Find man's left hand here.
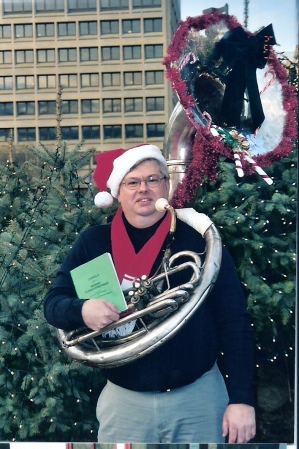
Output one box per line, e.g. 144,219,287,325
222,403,256,443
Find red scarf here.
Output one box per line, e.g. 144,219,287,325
111,207,171,283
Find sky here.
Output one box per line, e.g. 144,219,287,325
180,0,298,57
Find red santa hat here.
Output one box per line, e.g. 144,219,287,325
93,144,168,207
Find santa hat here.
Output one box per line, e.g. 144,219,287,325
93,144,168,207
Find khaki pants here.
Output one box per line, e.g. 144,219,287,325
96,363,229,443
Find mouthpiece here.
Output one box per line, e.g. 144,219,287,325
155,198,176,235
155,198,169,212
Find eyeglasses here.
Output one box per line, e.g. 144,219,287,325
121,174,167,190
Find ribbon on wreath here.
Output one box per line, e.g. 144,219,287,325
208,24,276,132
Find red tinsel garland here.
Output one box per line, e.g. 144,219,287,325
163,12,298,208
254,51,298,168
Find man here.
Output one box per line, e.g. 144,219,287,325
44,144,256,443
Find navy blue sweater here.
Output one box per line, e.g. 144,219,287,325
44,216,255,406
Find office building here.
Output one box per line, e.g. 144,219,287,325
0,0,180,164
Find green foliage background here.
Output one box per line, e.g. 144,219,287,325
0,143,110,441
193,152,296,442
0,138,296,442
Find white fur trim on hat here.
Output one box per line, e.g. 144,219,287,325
94,191,114,208
107,144,167,198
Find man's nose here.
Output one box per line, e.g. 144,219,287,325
137,180,148,191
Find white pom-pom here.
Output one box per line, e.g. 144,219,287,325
94,191,113,208
155,198,169,212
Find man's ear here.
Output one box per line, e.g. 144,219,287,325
115,191,121,203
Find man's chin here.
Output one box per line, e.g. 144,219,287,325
136,205,162,218
135,201,154,212
135,207,155,216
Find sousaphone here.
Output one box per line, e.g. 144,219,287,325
57,201,222,368
56,11,297,368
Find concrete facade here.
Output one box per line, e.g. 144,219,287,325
0,0,180,165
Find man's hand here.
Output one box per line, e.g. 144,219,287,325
82,298,120,331
222,403,256,443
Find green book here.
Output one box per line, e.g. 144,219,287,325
70,253,127,311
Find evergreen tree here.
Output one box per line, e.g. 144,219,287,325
0,142,115,441
0,55,296,441
193,146,296,442
0,139,295,442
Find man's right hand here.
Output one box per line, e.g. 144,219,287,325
81,298,120,331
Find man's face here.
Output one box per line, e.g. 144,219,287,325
117,160,170,228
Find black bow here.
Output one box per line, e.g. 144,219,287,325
208,24,276,132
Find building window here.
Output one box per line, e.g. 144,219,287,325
145,70,164,85
17,101,35,115
58,22,76,37
38,100,56,115
15,49,34,64
61,100,78,114
145,44,163,59
0,76,13,90
36,23,55,38
124,71,142,86
80,47,98,62
146,96,164,111
102,72,120,87
82,125,100,139
122,19,140,34
39,127,56,140
147,123,165,138
0,102,13,116
103,125,122,139
38,74,56,89
68,0,96,12
14,23,33,38
100,0,128,11
103,98,121,113
0,51,12,64
18,128,36,141
81,73,99,88
36,0,64,13
144,18,162,33
59,74,77,88
61,126,79,140
79,21,97,36
81,99,99,114
123,45,141,60
100,20,119,35
58,48,77,62
101,46,120,61
58,22,76,36
0,129,13,142
37,49,55,63
125,98,143,113
133,0,161,7
125,124,143,138
3,0,32,14
0,25,11,38
16,75,34,89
